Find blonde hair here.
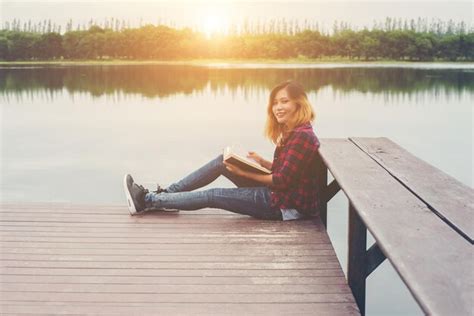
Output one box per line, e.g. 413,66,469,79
264,80,315,145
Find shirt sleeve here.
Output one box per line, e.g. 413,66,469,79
271,131,319,190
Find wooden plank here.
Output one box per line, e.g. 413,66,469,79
0,214,279,223
0,221,320,229
0,236,329,244
0,302,360,315
0,254,337,262
0,283,352,294
0,216,324,226
1,268,345,277
0,275,349,285
350,137,474,242
0,228,320,236
0,209,237,216
318,138,473,316
1,292,357,303
1,204,231,214
0,202,124,209
0,261,342,270
0,230,319,237
0,247,333,256
2,240,331,251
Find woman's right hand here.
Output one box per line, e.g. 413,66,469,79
247,151,263,165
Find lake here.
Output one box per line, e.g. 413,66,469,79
1,63,473,315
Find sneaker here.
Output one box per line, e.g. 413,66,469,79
123,174,149,215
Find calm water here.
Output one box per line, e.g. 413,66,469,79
1,64,473,315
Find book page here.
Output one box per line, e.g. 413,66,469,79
223,144,271,174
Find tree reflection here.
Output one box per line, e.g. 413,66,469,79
0,65,472,101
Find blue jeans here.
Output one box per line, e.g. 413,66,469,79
144,155,282,221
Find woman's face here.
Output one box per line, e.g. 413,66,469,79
272,88,298,126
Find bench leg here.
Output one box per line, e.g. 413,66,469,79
315,153,328,227
348,202,367,315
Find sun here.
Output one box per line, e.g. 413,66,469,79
200,8,230,38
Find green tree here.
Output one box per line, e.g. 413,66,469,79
34,32,63,59
359,33,380,60
295,30,325,58
62,31,83,59
7,32,38,60
438,35,460,61
0,37,9,60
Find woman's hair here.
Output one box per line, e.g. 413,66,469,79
264,80,315,145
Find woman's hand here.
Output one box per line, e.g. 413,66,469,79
247,151,263,165
223,161,246,177
224,160,274,186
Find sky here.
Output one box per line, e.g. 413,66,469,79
1,1,472,33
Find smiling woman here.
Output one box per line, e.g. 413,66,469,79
123,80,320,221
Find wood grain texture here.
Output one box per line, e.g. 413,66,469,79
319,138,473,316
350,137,474,242
0,203,359,315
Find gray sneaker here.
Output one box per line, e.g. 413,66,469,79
123,174,149,215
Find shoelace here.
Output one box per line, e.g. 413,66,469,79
136,184,149,194
152,184,167,194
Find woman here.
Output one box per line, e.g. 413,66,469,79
124,80,320,221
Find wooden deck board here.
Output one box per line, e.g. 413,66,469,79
0,303,360,316
0,204,359,315
350,137,474,242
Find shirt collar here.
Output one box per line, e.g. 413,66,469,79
279,122,313,146
293,122,313,132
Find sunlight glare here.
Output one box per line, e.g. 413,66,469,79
201,7,230,38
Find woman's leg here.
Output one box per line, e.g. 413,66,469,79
144,187,282,221
165,154,261,193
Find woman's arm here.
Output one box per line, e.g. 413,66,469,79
247,151,273,170
259,158,273,170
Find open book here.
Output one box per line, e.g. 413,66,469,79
223,146,271,175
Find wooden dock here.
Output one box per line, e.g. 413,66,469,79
2,137,471,315
0,204,360,315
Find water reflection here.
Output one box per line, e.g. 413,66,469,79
1,64,472,316
1,65,473,102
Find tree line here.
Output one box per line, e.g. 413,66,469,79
0,18,472,61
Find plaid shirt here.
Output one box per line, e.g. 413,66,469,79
270,123,320,215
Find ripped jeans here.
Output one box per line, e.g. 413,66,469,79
144,155,282,221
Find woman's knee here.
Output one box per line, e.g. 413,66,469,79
213,154,226,170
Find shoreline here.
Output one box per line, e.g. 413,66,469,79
1,58,474,68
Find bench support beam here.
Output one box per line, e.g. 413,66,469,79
325,180,340,203
366,243,386,277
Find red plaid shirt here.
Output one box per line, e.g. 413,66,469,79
270,123,320,215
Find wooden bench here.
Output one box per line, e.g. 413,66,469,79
315,137,473,315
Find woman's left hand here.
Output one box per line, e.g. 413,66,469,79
223,161,246,177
